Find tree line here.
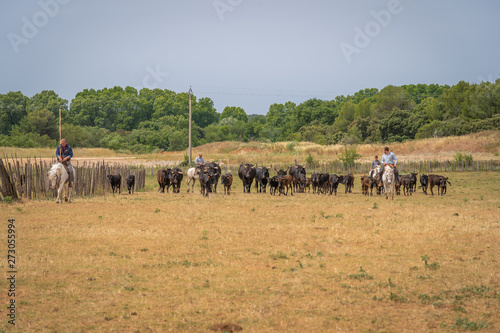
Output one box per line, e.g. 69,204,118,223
1,79,499,153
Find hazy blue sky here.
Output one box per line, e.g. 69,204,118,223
2,0,499,115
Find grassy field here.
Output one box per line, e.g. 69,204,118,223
2,131,500,165
1,171,499,332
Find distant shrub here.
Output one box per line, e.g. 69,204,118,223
338,148,361,164
179,153,194,167
454,151,473,164
286,142,297,151
305,153,314,166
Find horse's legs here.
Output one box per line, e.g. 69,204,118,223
56,184,63,203
67,184,73,202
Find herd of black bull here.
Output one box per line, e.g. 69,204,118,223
104,163,450,197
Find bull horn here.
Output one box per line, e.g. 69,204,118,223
251,166,255,169
178,171,183,174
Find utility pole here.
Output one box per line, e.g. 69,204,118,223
59,108,62,140
188,86,193,165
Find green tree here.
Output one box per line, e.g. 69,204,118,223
0,91,27,135
71,89,104,128
25,108,58,138
263,102,295,141
439,81,474,120
221,106,247,122
375,85,411,117
333,100,356,132
379,108,416,142
193,97,219,127
245,115,266,140
27,90,68,120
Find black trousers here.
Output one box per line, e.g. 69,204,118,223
62,161,74,183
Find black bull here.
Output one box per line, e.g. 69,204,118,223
254,166,270,193
289,165,307,192
238,163,256,193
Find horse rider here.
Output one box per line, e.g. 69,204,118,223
195,153,205,170
56,138,75,187
378,146,399,181
370,155,381,177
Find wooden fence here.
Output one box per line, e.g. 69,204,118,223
208,159,500,178
302,159,500,175
0,157,146,200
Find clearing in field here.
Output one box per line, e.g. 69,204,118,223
1,172,499,332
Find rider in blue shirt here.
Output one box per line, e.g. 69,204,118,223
56,138,74,186
378,146,399,181
195,153,205,168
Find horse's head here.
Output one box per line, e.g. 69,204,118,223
48,165,60,189
383,165,395,184
48,163,66,189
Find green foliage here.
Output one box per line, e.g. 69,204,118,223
25,108,58,138
2,196,13,203
270,251,288,260
338,148,362,164
453,318,489,331
0,130,56,148
454,151,473,163
348,267,373,280
1,79,499,150
421,255,440,270
389,292,407,303
286,142,297,151
0,91,27,135
221,106,248,122
306,153,314,166
179,153,194,167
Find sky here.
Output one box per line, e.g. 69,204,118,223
1,0,500,115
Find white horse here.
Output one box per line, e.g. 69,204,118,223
369,165,382,179
48,162,75,203
186,167,201,193
382,165,395,200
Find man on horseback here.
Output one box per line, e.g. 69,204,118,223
370,155,381,172
56,138,74,187
195,153,205,168
368,155,382,179
379,146,399,181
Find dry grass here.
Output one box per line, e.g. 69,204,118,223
2,131,499,165
0,147,131,159
1,172,499,332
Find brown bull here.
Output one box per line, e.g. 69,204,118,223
428,174,451,196
277,175,293,196
360,176,373,196
221,173,233,195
